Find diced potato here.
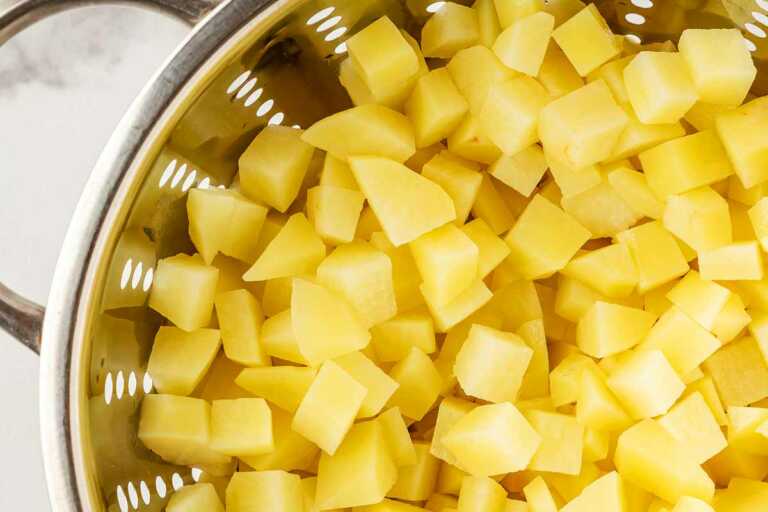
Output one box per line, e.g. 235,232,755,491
259,309,306,365
475,0,501,48
430,397,476,466
716,98,768,188
306,185,365,245
370,311,436,362
147,327,220,396
378,407,418,467
536,283,570,341
210,398,272,456
235,366,315,413
187,189,236,264
550,353,600,407
198,352,251,402
388,442,440,501
334,351,398,418
546,461,604,503
447,45,514,115
321,154,358,190
624,51,698,124
350,156,456,246
316,420,398,510
505,195,591,279
370,232,424,312
167,483,224,512
387,347,442,420
538,44,583,98
426,493,459,512
471,175,516,234
214,289,270,367
460,220,510,279
423,279,494,332
614,419,715,504
698,242,764,281
704,336,768,406
150,254,219,332
443,402,541,476
616,221,689,293
226,471,303,512
727,406,768,455
523,476,559,512
714,293,751,343
576,302,655,358
494,0,544,28
685,101,736,132
749,197,768,251
291,278,371,366
551,4,622,76
663,186,732,252
252,213,287,260
587,55,632,105
576,365,633,432
559,471,625,512
448,115,503,165
261,276,293,317
678,28,756,107
657,392,727,464
666,271,731,330
607,350,685,419
704,446,768,487
606,165,665,219
562,178,641,238
493,12,554,76
563,244,638,298
525,410,583,474
479,77,551,155
436,462,468,496
243,213,326,282
638,308,721,377
639,131,733,199
712,478,768,510
240,407,319,472
539,80,628,169
582,427,610,462
554,275,609,322
545,151,602,198
422,151,483,225
672,497,715,512
302,105,416,163
489,145,547,197
406,69,469,148
138,394,231,467
422,3,480,58
610,114,687,162
292,361,367,454
458,475,506,512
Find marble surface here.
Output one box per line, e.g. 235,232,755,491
0,4,187,508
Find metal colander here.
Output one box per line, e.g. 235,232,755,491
2,0,768,510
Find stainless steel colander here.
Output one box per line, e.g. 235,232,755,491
1,0,767,509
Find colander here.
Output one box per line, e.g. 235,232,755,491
1,0,767,509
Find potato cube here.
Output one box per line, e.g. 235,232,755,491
539,80,628,168
607,350,685,419
678,29,756,107
291,278,371,366
448,115,503,165
523,476,558,512
167,483,224,512
261,276,294,317
713,478,768,510
552,4,621,76
663,186,732,252
147,327,220,396
240,407,318,472
582,427,610,462
639,130,733,199
554,276,608,322
557,472,626,512
422,151,483,225
371,312,436,363
458,475,506,512
545,151,602,198
616,221,689,293
235,366,315,413
494,0,544,27
351,156,456,246
431,397,476,465
316,242,397,327
226,470,303,512
505,195,591,279
406,69,469,148
442,402,541,476
259,309,306,365
198,352,251,402
411,224,479,306
638,308,721,377
606,166,664,219
705,448,768,487
658,392,727,464
615,419,715,503
150,254,219,331
699,241,764,281
387,347,442,420
479,76,551,155
494,12,554,76
672,497,715,512
214,289,269,367
611,112,688,165
447,45,514,115
748,197,768,253
727,406,768,455
370,233,424,313
243,213,326,282
713,293,751,342
209,398,272,456
489,145,547,197
538,44,584,98
587,55,632,106
562,180,641,238
292,361,367,454
187,189,235,265
624,52,698,124
378,407,418,467
666,271,731,330
475,0,501,48
550,353,600,407
252,213,286,259
517,319,549,399
525,410,583,475
138,394,231,467
703,336,768,406
563,244,638,299
306,186,365,245
316,420,398,510
423,279,494,332
716,98,768,188
577,366,633,432
471,174,516,234
422,3,480,58
388,442,440,501
334,351,398,419
576,302,655,358
321,154,358,190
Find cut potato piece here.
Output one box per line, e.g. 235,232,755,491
538,43,583,98
387,442,440,501
525,410,583,475
609,114,686,162
616,221,689,294
321,154,358,190
167,483,224,512
563,243,638,298
187,188,235,264
607,350,685,419
422,151,483,225
663,186,732,252
698,242,763,281
458,475,506,512
577,365,633,432
226,470,303,512
421,3,480,58
475,0,501,48
624,51,698,124
471,174,516,234
658,392,727,464
334,351,398,419
551,4,621,76
716,97,768,188
423,279,494,332
559,472,625,512
448,115,503,165
489,145,548,197
240,407,318,472
370,311,436,363
576,302,655,358
147,326,221,396
406,68,469,148
666,270,731,330
447,45,514,115
523,476,559,512
387,347,442,421
306,185,365,245
377,407,417,467
494,0,544,28
703,336,768,406
260,309,306,365
210,398,273,457
235,366,315,413
461,218,511,278
494,12,554,76
150,254,219,332
214,289,270,367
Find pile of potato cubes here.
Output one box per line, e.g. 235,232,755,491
137,1,768,511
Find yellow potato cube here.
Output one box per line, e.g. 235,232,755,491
187,188,235,265
302,104,415,163
545,151,602,198
615,419,715,504
716,98,768,188
411,224,479,306
550,353,600,407
551,4,621,76
448,115,503,165
198,352,251,402
214,289,269,367
663,187,732,252
422,151,483,225
517,318,550,399
713,478,768,511
576,365,633,432
554,275,609,322
150,254,219,331
685,101,736,132
610,115,687,163
657,392,727,464
505,195,591,279
479,77,551,155
240,407,318,472
226,470,303,512
538,44,584,98
252,213,286,260
431,398,476,465
489,145,547,197
699,241,764,281
678,29,756,107
639,130,733,199
238,126,315,212
672,496,714,512
422,3,480,58
624,52,698,124
387,347,442,420
560,471,626,512
243,213,326,282
457,475,506,512
167,483,224,512
261,276,294,317
259,309,306,365
423,279,494,332
546,461,605,504
713,294,751,343
638,308,721,377
666,271,731,330
494,0,544,28
471,174,516,234
461,219,511,278
378,407,418,467
291,278,371,366
406,69,469,148
727,406,768,455
321,154,358,190
388,442,440,501
582,427,610,462
539,80,628,169
587,55,632,106
576,301,655,358
616,221,689,293
561,180,641,238
306,185,365,245
606,165,664,219
447,45,514,115
525,410,583,475
607,350,685,419
749,197,768,251
436,462,468,496
563,244,638,298
316,420,398,510
138,394,231,467
334,351,398,419
704,336,768,406
705,448,768,487
292,361,367,454
475,0,501,48
209,398,272,457
147,326,220,396
350,156,456,246
494,12,554,76
370,312,436,363
523,476,558,512
235,365,315,413
370,233,424,313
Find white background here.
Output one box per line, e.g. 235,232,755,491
0,4,187,508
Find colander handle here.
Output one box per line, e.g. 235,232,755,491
0,0,226,354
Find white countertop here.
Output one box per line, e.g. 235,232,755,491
0,4,187,508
